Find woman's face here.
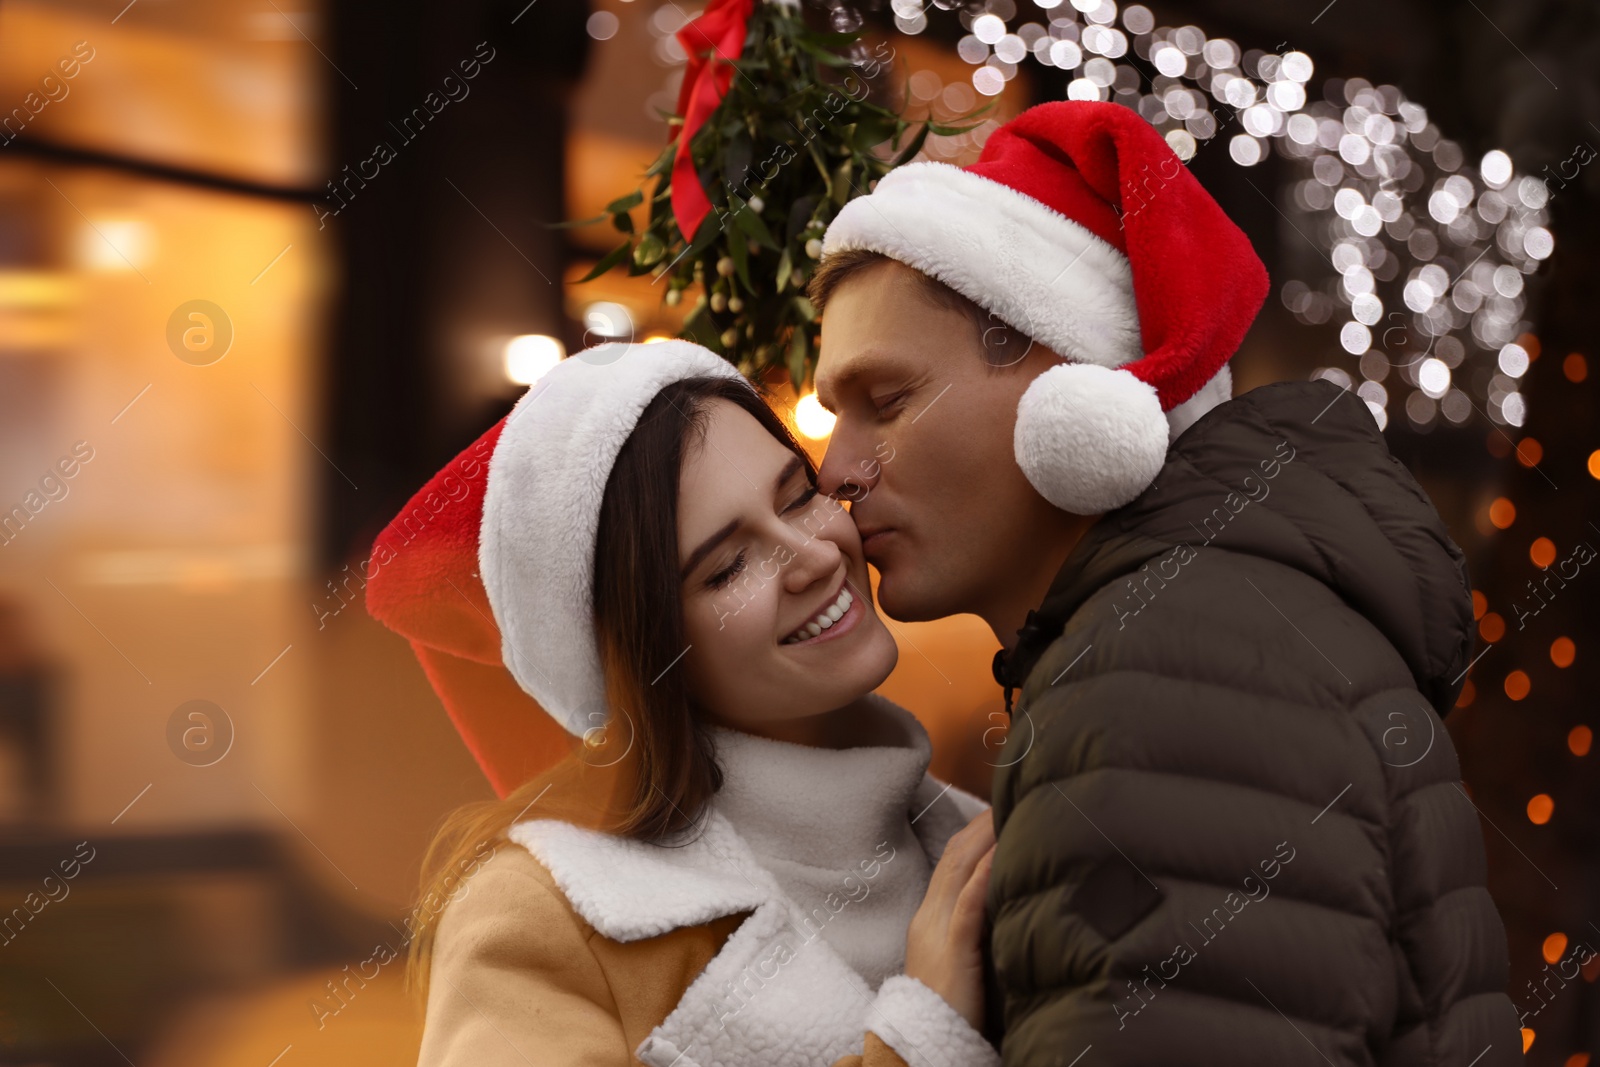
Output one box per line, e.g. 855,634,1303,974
676,399,899,736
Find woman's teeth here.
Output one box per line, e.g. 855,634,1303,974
781,587,853,644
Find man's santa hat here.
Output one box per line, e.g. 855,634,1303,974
365,340,747,796
821,100,1270,514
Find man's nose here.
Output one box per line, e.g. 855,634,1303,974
816,417,880,502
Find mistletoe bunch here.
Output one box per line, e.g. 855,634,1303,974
578,2,981,387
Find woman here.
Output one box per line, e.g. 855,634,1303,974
396,340,1000,1067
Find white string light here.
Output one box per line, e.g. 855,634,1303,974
920,0,1552,431
646,1,1552,431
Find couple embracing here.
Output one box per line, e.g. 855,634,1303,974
375,103,1520,1067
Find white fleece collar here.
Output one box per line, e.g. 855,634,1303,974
507,761,983,942
707,695,941,987
506,733,990,1067
707,694,933,869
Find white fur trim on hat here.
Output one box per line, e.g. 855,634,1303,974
478,340,749,738
821,161,1142,370
1165,363,1232,441
1014,363,1168,514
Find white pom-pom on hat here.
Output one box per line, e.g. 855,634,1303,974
1014,363,1169,514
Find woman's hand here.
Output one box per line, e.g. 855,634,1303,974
903,810,996,1033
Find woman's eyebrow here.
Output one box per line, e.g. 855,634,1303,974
774,455,804,492
681,519,738,580
679,456,807,579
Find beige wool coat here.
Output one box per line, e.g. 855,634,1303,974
417,772,998,1067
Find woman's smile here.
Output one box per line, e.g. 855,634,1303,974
780,574,864,646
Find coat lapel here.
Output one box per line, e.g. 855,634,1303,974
509,773,988,1067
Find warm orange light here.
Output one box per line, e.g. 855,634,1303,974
1479,613,1506,643
1531,537,1557,568
1471,590,1487,620
502,334,565,384
1565,353,1588,383
1519,332,1542,360
1551,637,1575,668
1585,954,1600,982
1505,670,1531,700
1590,451,1600,481
1456,679,1476,708
1544,932,1569,964
1523,1028,1535,1053
1489,498,1516,528
1516,438,1543,467
1570,725,1593,757
792,392,836,440
1527,794,1554,824
1563,1053,1591,1067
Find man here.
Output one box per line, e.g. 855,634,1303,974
810,101,1521,1065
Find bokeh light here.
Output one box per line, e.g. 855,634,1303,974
1530,538,1557,568
1551,637,1575,668
503,333,566,385
793,392,837,440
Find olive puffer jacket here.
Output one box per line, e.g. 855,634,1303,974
986,380,1521,1066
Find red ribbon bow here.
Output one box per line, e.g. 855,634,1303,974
671,0,755,243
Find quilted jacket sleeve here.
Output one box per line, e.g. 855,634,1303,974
986,550,1521,1067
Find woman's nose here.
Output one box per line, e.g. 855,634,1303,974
779,510,845,594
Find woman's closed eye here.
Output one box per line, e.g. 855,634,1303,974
783,485,820,514
706,548,746,591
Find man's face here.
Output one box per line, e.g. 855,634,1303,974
813,261,1074,624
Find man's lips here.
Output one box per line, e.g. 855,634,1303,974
857,526,896,556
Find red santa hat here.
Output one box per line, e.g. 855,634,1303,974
821,100,1270,514
365,341,748,796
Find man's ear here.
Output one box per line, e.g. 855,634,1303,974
979,311,1036,369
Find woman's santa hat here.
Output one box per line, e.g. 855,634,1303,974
821,100,1270,514
365,340,748,796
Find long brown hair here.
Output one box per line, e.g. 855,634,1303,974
405,374,816,1002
